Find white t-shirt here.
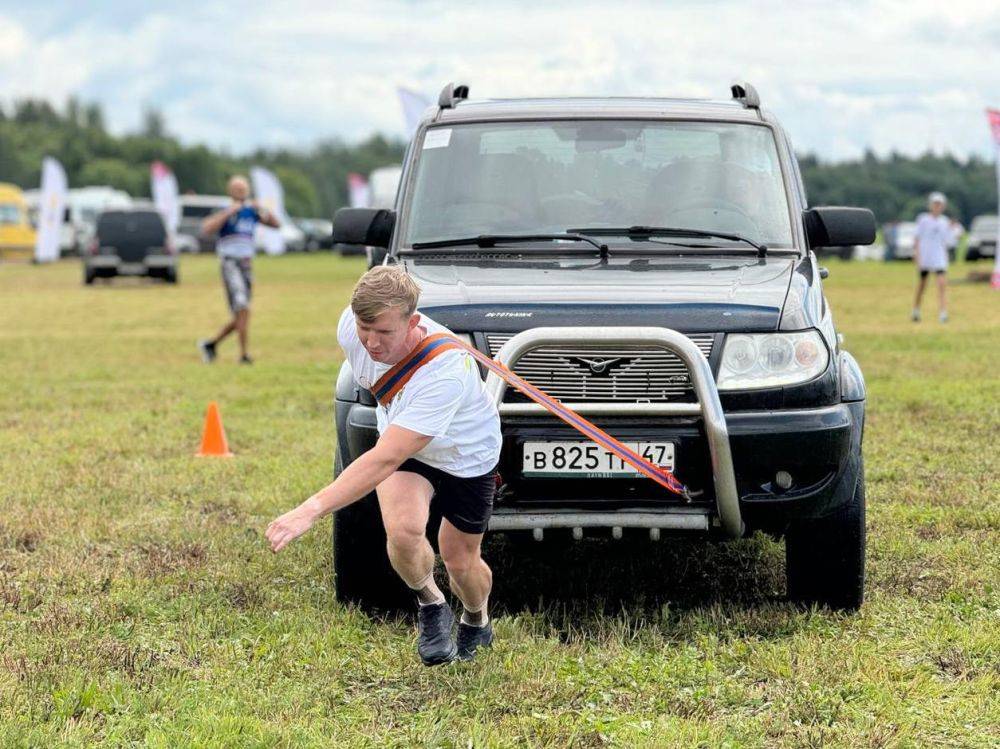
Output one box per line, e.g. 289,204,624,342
337,307,501,478
915,213,951,270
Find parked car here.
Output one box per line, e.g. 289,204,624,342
294,217,334,251
884,221,916,260
179,194,229,252
331,82,876,612
965,215,997,261
84,206,177,284
255,218,306,253
0,183,37,262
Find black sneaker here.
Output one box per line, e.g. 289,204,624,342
456,620,494,661
416,603,457,666
198,340,217,363
239,354,254,365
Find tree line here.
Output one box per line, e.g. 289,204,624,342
0,98,996,224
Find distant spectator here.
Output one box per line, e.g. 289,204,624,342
197,175,280,364
911,192,950,323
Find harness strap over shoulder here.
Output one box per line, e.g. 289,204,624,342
370,333,690,498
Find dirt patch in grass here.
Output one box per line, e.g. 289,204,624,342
0,523,43,553
131,540,207,578
224,581,265,610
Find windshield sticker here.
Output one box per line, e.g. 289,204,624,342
423,129,452,150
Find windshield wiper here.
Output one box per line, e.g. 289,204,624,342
408,233,609,255
570,226,768,257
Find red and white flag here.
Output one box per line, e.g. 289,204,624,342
150,161,179,236
347,172,371,208
987,110,1000,288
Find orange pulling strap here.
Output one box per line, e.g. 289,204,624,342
370,333,690,497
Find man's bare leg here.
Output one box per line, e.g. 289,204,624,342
235,308,250,359
376,471,442,604
377,471,456,665
211,317,237,345
439,519,492,625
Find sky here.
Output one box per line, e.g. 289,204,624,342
1,0,999,162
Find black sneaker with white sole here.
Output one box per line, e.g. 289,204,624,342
417,603,457,666
456,620,493,661
198,339,217,363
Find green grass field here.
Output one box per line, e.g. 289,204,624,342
1,253,997,747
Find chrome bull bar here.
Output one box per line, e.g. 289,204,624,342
484,327,744,538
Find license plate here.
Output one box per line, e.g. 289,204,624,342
522,441,675,478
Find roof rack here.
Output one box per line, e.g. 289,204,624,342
730,82,760,109
438,82,470,110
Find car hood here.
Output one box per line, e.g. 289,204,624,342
406,255,794,333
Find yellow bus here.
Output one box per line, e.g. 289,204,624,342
0,183,37,262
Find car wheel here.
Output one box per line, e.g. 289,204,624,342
966,248,979,262
84,267,96,285
785,455,865,611
165,268,178,284
331,454,411,612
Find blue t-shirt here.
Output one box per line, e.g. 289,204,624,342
217,204,260,259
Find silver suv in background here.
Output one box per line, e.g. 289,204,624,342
966,214,997,261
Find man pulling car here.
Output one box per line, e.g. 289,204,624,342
265,266,501,664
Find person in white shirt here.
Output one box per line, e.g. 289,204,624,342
265,266,502,665
912,192,952,323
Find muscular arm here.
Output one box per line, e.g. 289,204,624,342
265,425,432,552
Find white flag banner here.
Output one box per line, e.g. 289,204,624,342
987,109,1000,289
34,157,68,263
250,166,287,255
150,161,180,235
347,172,371,208
397,87,431,137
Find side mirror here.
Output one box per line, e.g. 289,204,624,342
331,208,396,249
803,207,876,248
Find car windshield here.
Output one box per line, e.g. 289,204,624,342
404,120,793,249
97,212,166,243
0,203,22,225
181,204,224,219
971,216,998,233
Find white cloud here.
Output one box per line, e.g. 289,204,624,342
1,1,999,160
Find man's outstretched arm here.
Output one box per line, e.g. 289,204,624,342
265,425,432,553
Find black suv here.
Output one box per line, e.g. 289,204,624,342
331,83,876,611
84,207,178,284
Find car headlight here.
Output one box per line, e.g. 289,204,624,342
717,331,829,390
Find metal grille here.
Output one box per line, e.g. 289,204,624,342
485,332,715,403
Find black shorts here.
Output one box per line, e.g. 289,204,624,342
919,269,946,279
397,459,497,535
221,256,253,313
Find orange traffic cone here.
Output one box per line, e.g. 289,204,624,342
197,401,233,457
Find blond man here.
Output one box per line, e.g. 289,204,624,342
198,175,279,364
266,266,501,664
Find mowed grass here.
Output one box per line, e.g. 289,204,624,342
1,253,997,748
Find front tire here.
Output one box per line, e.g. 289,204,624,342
331,455,410,612
785,457,866,611
84,267,96,285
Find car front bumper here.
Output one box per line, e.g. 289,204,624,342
85,254,176,275
335,327,865,539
